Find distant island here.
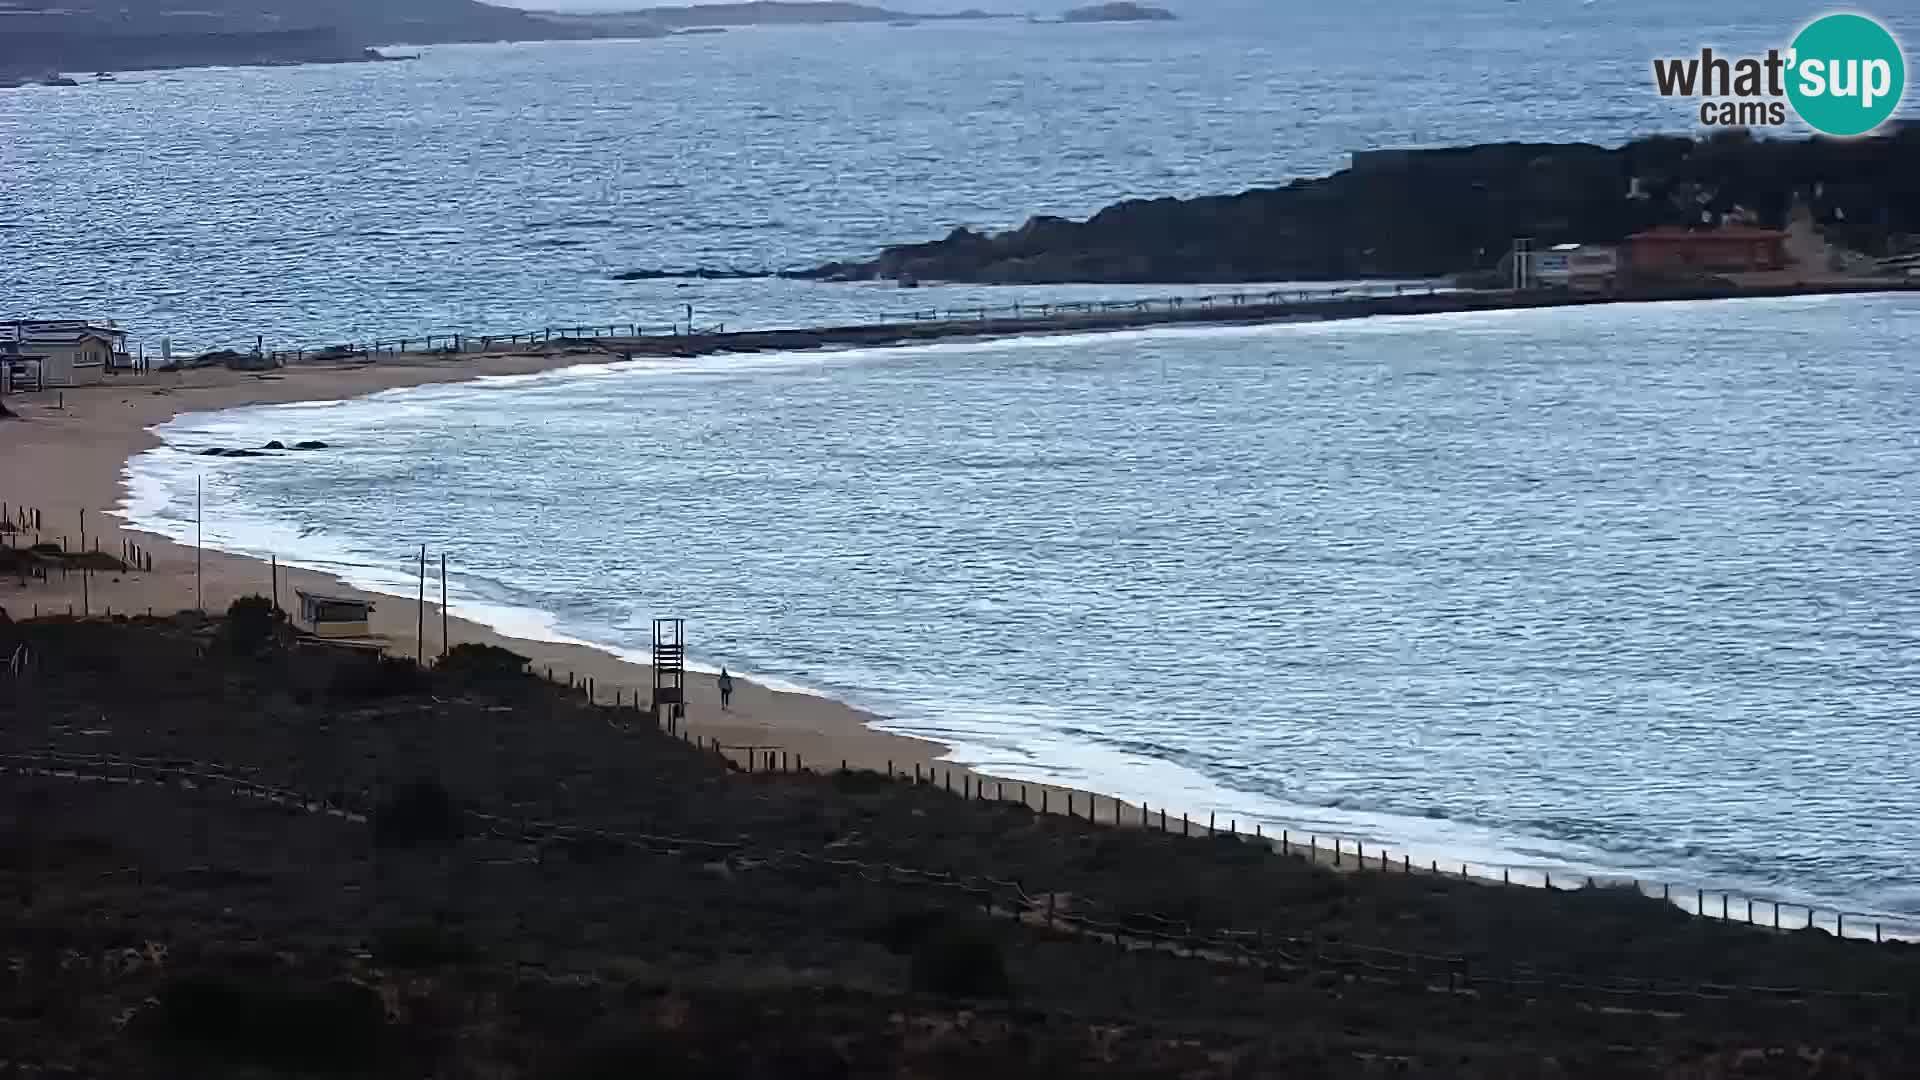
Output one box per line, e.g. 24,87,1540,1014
795,132,1920,284
1061,3,1176,22
0,0,1010,79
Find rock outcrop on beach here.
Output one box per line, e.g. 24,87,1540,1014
798,131,1920,284
609,266,775,281
1061,2,1177,22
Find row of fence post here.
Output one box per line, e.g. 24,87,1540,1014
240,282,1451,363
555,691,1897,947
884,282,1439,325
14,593,1891,945
262,321,699,363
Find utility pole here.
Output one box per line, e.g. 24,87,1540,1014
440,553,449,660
195,475,203,612
416,544,427,665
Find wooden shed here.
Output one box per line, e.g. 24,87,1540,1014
295,590,375,638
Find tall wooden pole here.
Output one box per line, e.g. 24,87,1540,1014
440,553,449,660
271,554,280,613
416,544,427,665
195,475,203,613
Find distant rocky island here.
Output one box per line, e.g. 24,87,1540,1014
0,0,1007,79
1060,3,1176,22
796,132,1920,284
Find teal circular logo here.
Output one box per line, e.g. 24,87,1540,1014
1787,13,1906,136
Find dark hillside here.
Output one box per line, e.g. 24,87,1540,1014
3,613,1917,1076
801,131,1920,283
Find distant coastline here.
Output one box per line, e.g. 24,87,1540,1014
0,1,1016,81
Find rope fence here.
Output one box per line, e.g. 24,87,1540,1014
5,610,1908,952
224,282,1443,365
1,745,1909,1019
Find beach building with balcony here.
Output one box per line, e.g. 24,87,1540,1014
0,320,131,387
1528,243,1620,292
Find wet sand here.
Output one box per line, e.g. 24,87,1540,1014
0,353,1124,821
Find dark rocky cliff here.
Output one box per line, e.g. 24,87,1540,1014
801,131,1920,284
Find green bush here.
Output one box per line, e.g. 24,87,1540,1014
909,917,1012,999
225,595,278,654
329,654,427,699
830,767,893,794
372,779,463,850
372,922,480,969
147,971,384,1071
438,642,531,681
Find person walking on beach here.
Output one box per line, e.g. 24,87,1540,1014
717,668,735,711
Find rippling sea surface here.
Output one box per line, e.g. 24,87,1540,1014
125,295,1920,922
6,0,1916,352
12,0,1920,920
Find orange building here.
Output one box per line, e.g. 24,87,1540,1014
1624,226,1788,275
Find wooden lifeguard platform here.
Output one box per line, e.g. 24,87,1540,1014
651,617,686,734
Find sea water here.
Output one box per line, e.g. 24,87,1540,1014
5,0,1917,352
120,294,1920,925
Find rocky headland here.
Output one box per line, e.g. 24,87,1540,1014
799,131,1920,284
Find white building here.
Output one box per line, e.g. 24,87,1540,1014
1528,244,1618,292
0,320,131,388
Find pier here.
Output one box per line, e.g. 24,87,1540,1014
251,278,1920,368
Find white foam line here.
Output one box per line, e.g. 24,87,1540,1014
103,309,1920,930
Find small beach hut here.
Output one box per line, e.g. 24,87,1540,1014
295,590,375,638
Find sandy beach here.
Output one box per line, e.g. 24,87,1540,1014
0,351,1140,822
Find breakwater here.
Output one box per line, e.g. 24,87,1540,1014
256,279,1918,366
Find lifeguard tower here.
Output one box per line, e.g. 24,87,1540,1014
651,617,686,734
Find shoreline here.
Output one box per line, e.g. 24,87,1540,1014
4,315,1914,937
0,348,1121,823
